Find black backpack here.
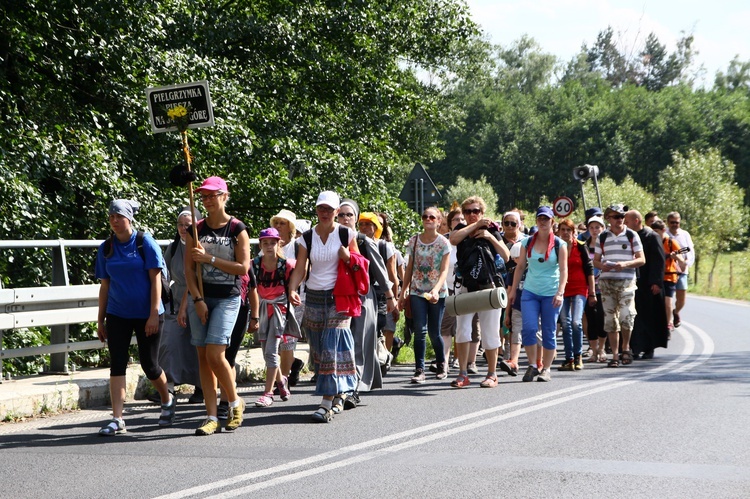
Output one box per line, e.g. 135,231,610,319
302,226,349,278
456,239,505,292
104,231,172,309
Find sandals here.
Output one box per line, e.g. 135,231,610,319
98,418,126,436
620,350,634,366
479,375,498,388
608,359,620,368
254,392,274,408
311,406,333,423
332,394,346,414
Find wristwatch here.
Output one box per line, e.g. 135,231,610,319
250,317,259,321
210,256,216,264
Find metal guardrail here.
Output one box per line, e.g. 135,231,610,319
0,237,260,381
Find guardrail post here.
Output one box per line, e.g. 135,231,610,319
0,328,4,382
50,240,70,373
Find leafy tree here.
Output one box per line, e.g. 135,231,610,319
444,175,499,219
715,56,750,93
656,149,749,277
571,175,655,223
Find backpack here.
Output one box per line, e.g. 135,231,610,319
104,231,172,309
195,217,251,304
456,236,506,292
252,256,287,292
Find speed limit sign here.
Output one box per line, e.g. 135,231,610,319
553,196,575,217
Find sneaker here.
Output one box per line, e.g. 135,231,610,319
391,337,404,361
467,363,478,375
450,374,470,388
479,375,498,388
344,392,360,410
411,369,426,384
673,311,681,328
288,358,304,387
537,368,551,382
557,359,575,371
451,358,460,369
381,351,393,377
195,417,220,436
522,366,539,382
499,360,518,377
217,401,229,421
158,395,177,426
98,418,126,436
255,392,274,408
574,355,584,370
428,360,438,373
276,376,291,401
225,399,246,431
435,363,448,380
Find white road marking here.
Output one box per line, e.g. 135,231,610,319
155,322,714,499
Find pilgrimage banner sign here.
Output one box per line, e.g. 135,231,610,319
145,80,214,134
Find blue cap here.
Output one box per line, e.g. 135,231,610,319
585,207,603,220
535,206,554,219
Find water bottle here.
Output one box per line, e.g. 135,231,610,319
494,253,506,274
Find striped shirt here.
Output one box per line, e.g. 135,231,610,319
594,228,643,280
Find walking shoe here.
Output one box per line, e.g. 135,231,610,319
276,376,291,401
499,360,518,377
311,406,333,423
381,351,393,377
411,369,426,384
435,363,448,380
557,359,575,371
98,418,126,436
574,355,584,370
450,374,470,388
195,418,220,436
522,366,539,382
428,360,438,373
158,395,177,426
344,392,360,410
673,311,681,328
451,358,460,369
479,375,498,388
288,358,304,387
467,363,478,375
225,399,246,431
537,368,551,382
217,401,229,421
188,387,204,404
255,392,274,408
391,337,404,361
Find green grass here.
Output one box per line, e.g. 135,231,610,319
690,249,750,300
392,317,438,366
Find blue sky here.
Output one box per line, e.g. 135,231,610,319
465,0,749,87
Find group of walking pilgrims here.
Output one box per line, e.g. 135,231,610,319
95,176,694,435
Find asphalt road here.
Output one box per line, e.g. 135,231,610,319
1,296,748,499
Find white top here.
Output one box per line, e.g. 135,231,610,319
299,224,356,290
669,228,695,272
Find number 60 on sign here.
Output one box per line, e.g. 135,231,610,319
553,196,574,217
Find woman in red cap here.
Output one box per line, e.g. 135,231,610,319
184,176,251,435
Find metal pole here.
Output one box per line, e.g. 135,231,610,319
593,172,603,209
419,178,425,214
49,240,69,373
580,180,588,213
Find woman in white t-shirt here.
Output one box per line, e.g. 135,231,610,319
288,191,359,423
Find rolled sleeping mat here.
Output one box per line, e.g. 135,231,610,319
445,287,508,317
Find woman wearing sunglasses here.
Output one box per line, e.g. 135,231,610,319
399,206,451,383
449,197,510,388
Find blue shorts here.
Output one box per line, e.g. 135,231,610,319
188,295,241,347
675,273,689,291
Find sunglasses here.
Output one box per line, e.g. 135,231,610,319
421,214,437,221
503,220,517,227
609,214,625,220
462,208,482,215
336,212,354,218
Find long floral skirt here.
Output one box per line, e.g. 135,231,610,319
304,288,357,396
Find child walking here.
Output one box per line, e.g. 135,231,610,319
253,228,299,407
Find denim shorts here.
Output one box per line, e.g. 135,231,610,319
188,295,241,347
675,273,689,291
